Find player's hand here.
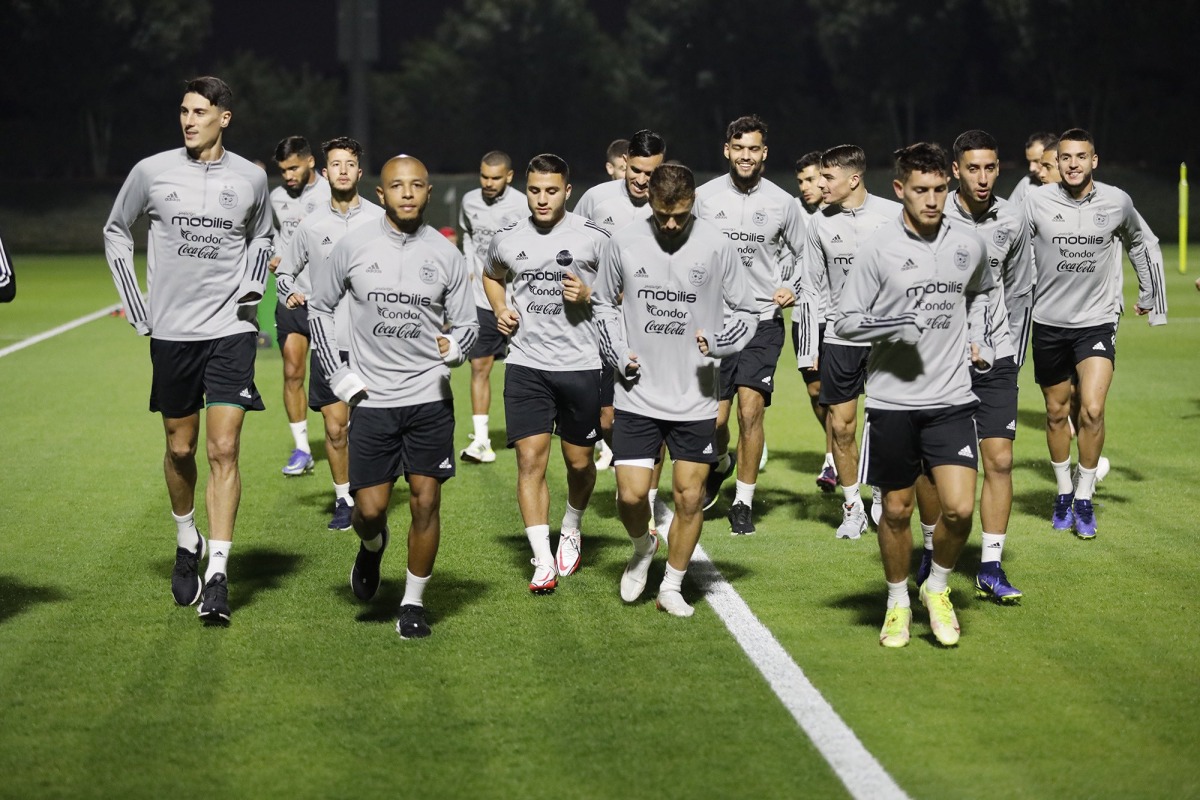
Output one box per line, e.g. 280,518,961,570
624,352,640,379
562,273,590,305
773,287,796,308
696,329,710,356
236,303,260,330
268,255,281,274
496,307,520,335
286,292,306,309
348,387,368,408
437,336,450,356
969,342,991,369
1135,305,1150,315
805,354,819,374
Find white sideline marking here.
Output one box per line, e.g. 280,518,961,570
0,304,122,359
690,543,910,800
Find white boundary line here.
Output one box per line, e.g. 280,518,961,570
0,304,122,360
690,543,910,800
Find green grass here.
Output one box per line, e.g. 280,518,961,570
1,252,1199,799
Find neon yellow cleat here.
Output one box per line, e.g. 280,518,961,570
880,606,912,648
920,582,961,646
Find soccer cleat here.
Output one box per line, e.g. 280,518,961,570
350,529,388,601
529,559,558,594
460,434,496,464
836,502,868,540
655,590,695,618
555,529,582,577
915,548,933,588
920,582,961,646
282,448,315,476
594,441,614,471
171,534,207,606
1073,498,1097,539
816,464,838,493
870,486,883,526
728,501,755,535
396,604,431,639
975,564,1023,603
702,451,737,510
1096,456,1111,483
197,573,231,623
619,531,660,602
758,441,769,472
880,606,912,648
328,498,353,531
1051,493,1075,531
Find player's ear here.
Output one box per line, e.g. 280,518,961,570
565,184,572,201
893,179,904,200
321,168,328,179
219,110,232,129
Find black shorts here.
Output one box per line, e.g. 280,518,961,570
861,403,979,491
600,367,615,408
818,342,870,405
468,307,507,361
275,301,309,349
1031,322,1117,386
504,364,603,447
149,333,266,418
347,400,456,492
795,321,825,386
719,317,784,406
308,349,349,411
612,409,717,465
972,356,1019,440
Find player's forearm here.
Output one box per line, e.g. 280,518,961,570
708,310,758,358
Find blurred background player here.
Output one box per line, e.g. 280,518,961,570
1008,132,1057,205
270,136,330,477
275,136,382,532
605,138,629,181
459,150,527,464
592,136,630,469
0,227,13,302
483,154,609,593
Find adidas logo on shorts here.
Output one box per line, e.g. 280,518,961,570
516,251,528,260
703,443,713,455
321,236,332,245
716,210,728,219
239,388,252,399
958,445,974,458
367,262,381,273
634,267,648,277
761,375,772,385
438,458,452,470
165,191,180,202
586,429,597,439
1092,341,1106,351
1006,419,1017,431
602,216,614,225
831,234,843,243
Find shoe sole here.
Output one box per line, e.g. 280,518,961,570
282,463,315,476
460,453,495,464
975,587,1024,603
816,481,837,493
1074,530,1097,540
529,583,557,595
198,607,231,623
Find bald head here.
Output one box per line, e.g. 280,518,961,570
377,155,432,232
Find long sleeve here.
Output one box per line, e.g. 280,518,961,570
593,238,631,373
965,250,996,371
0,232,14,303
237,175,274,305
307,239,355,393
102,163,152,334
706,242,758,358
1002,211,1034,366
275,223,310,303
441,249,479,365
1118,204,1168,326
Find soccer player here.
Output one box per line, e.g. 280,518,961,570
270,136,331,477
837,142,995,648
800,144,902,538
307,155,478,640
1008,132,1057,205
482,154,610,593
695,115,808,534
605,139,630,181
459,151,527,464
103,76,272,623
1036,137,1061,186
593,164,757,616
275,136,383,531
1025,128,1167,538
940,130,1033,601
0,229,13,302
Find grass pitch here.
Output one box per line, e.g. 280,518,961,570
1,253,1198,799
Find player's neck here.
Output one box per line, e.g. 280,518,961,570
838,186,868,211
729,172,761,194
386,214,422,235
956,188,991,219
187,140,225,163
330,191,360,215
1064,178,1094,200
902,211,941,240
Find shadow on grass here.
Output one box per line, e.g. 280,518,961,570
0,575,68,624
703,479,846,530
1017,408,1046,433
342,570,489,627
237,548,306,611
1013,488,1130,520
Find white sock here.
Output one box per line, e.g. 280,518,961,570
824,452,835,469
920,521,935,551
980,532,1005,565
887,580,910,609
526,524,553,565
401,570,430,607
651,493,672,523
1075,466,1098,501
206,539,231,582
842,483,862,507
561,503,583,532
1051,459,1073,495
472,414,489,443
715,451,731,473
334,482,353,504
631,530,655,555
926,561,952,594
648,488,658,508
362,531,385,552
596,439,612,455
290,421,310,452
735,480,755,507
660,562,687,594
173,510,200,550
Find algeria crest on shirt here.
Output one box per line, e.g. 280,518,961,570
688,265,708,286
219,187,238,209
1093,211,1109,228
419,263,437,284
954,247,971,271
992,229,1009,247
752,210,768,226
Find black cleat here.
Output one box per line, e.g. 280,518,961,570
728,501,756,535
396,604,431,639
351,529,388,601
197,573,231,623
703,452,737,511
172,535,207,606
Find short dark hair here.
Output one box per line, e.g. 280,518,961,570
322,136,363,160
606,139,629,163
274,136,312,163
1042,137,1060,155
726,114,768,144
820,145,866,174
184,76,233,111
482,150,512,170
628,130,666,160
1059,128,1094,147
1026,131,1058,150
527,153,569,183
795,151,822,172
952,129,998,161
893,142,951,181
648,163,695,207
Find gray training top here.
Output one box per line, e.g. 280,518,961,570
460,185,528,309
103,148,273,340
307,217,478,409
270,176,331,298
573,180,652,235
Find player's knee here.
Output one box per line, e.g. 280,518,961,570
984,450,1013,477
939,501,974,532
1078,402,1105,429
205,436,239,469
674,482,704,515
883,493,913,524
165,439,197,465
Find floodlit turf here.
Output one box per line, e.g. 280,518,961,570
1,253,1198,799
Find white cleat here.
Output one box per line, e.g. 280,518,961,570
655,590,694,618
619,531,660,602
460,435,496,464
870,485,883,526
529,559,558,594
555,528,582,576
758,441,769,472
836,502,868,540
1096,456,1111,482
